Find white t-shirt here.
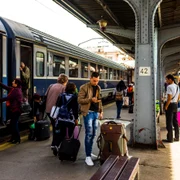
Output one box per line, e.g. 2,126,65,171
166,83,179,103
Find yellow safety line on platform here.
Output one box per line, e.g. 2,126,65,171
0,135,28,151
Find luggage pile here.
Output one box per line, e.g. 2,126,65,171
97,120,129,164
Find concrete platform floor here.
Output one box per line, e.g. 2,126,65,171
0,103,179,180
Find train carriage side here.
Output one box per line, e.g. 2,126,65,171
0,17,38,123
27,28,128,100
0,20,7,125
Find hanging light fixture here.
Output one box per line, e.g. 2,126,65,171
97,16,107,32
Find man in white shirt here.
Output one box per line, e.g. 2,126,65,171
163,74,180,143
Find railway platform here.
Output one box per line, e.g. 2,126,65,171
0,103,179,180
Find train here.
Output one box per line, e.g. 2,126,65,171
0,17,131,124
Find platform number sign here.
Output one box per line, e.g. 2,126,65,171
139,67,151,76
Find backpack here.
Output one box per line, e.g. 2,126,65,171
115,91,123,101
127,86,133,93
57,93,74,121
97,121,128,164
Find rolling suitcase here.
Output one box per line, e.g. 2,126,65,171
35,119,50,141
97,121,128,163
58,124,82,162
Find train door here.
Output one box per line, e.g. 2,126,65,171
20,42,33,101
33,45,47,95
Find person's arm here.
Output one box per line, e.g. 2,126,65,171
165,93,172,110
21,67,30,79
0,82,11,91
0,88,14,103
98,87,103,120
78,86,91,105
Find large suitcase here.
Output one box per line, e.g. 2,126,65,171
97,121,128,163
35,120,50,141
58,125,82,162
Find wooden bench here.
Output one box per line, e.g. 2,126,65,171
90,155,139,180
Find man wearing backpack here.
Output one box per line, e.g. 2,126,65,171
78,72,103,166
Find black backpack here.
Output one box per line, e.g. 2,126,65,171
57,93,74,120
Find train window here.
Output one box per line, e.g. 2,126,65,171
103,67,108,79
90,63,96,75
109,68,113,79
117,70,120,79
69,58,78,77
98,65,103,79
36,52,45,77
53,55,65,76
113,70,117,80
81,61,88,78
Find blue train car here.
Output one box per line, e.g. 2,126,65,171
0,17,128,124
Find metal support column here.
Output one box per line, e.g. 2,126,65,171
125,0,161,147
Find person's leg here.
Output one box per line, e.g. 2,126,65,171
116,101,121,118
84,112,94,157
67,122,75,138
173,112,179,140
91,112,99,149
118,101,123,118
165,105,173,142
11,111,21,143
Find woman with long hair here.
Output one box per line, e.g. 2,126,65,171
115,80,126,119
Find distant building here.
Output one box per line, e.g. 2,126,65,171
79,38,135,69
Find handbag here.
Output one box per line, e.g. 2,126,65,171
50,106,60,119
115,91,123,101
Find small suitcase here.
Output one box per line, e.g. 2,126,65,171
35,120,50,141
58,124,82,162
97,121,128,163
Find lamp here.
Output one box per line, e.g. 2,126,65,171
97,17,107,32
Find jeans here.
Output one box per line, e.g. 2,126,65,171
83,111,98,157
116,100,123,118
165,103,179,141
10,111,21,141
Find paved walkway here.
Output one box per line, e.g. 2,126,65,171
0,103,179,180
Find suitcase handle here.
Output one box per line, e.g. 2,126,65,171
105,121,117,125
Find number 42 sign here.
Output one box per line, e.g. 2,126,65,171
139,67,151,76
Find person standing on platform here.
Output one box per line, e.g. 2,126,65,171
78,72,103,166
0,79,23,143
115,80,126,118
20,62,30,101
163,74,180,143
45,74,68,149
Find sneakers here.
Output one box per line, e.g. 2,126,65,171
91,153,98,160
85,157,94,166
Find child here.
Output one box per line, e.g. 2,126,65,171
28,93,43,140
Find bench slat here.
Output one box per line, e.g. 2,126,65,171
103,156,128,180
118,157,140,180
90,155,119,180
